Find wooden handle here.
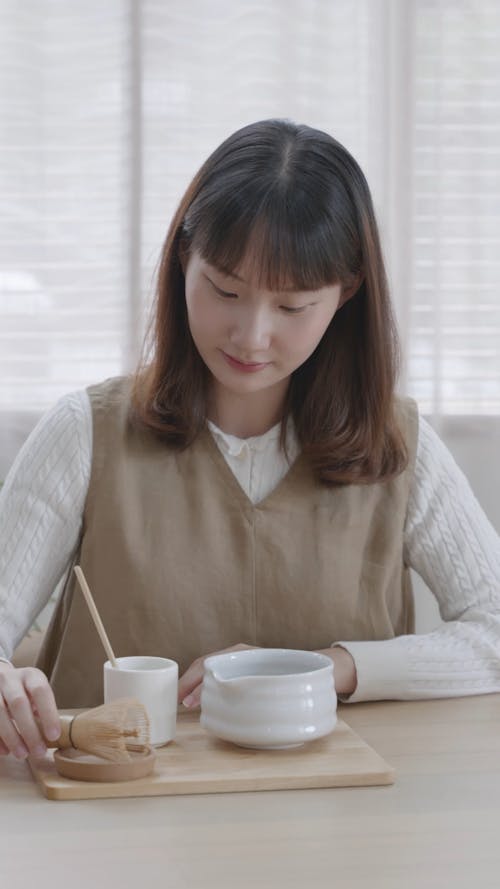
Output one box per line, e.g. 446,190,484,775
73,565,118,668
40,714,74,749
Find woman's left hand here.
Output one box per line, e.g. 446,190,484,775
317,646,357,697
178,643,258,709
178,642,357,709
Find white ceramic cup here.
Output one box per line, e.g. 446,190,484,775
103,656,178,747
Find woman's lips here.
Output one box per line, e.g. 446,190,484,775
221,351,271,373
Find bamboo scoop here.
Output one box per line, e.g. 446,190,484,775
39,698,151,763
73,564,118,668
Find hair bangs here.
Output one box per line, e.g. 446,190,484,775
190,194,349,294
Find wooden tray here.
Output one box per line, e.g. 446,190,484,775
29,710,394,801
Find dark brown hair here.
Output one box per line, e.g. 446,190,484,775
133,118,407,485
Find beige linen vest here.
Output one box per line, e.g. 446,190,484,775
37,377,418,708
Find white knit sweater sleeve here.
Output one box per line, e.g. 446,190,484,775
337,416,500,701
0,390,91,660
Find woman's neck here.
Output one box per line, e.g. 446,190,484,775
208,382,287,438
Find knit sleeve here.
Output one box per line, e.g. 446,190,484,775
0,390,92,660
335,416,500,702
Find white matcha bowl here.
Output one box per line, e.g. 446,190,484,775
200,648,337,749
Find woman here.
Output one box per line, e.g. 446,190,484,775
1,118,499,761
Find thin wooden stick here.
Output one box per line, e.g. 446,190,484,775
73,565,118,668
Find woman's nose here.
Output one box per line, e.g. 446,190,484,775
229,307,272,352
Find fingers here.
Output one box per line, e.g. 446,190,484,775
0,699,29,759
7,691,47,757
177,643,258,710
181,683,202,710
0,667,59,759
24,674,61,742
178,657,204,708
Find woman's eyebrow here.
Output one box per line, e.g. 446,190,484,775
203,271,236,289
208,265,320,295
219,269,300,291
225,269,246,283
204,265,245,284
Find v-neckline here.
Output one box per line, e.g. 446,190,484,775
201,425,306,511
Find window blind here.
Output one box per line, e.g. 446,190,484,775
0,0,131,410
0,0,498,419
407,0,500,415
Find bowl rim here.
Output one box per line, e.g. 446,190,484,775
203,647,334,679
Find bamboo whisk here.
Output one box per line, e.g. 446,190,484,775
41,698,151,763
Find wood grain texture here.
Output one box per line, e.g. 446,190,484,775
28,711,394,800
3,697,500,889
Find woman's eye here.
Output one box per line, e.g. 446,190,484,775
212,283,238,299
280,305,308,314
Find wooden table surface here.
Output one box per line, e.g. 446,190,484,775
1,694,500,889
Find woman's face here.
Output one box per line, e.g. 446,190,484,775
184,249,343,419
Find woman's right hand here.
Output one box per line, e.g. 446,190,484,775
0,662,61,758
